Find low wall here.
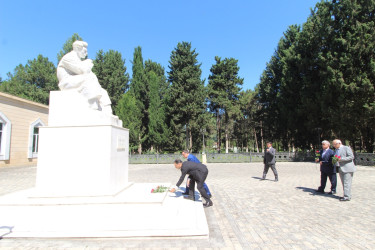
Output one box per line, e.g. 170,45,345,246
129,152,375,166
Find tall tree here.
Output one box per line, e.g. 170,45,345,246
144,59,169,99
207,56,243,153
0,55,58,104
165,42,206,151
256,0,375,152
57,33,83,63
129,46,147,154
92,49,130,109
147,70,168,152
236,89,259,152
116,92,142,152
144,60,169,151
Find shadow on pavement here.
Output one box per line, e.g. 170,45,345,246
295,187,340,199
0,226,14,239
251,176,275,181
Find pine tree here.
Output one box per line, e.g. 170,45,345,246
0,55,58,104
207,56,243,153
144,60,169,99
165,42,206,151
147,70,168,152
129,46,147,154
256,0,375,152
92,49,130,109
116,92,142,152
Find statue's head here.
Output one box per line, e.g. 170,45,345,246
72,41,88,59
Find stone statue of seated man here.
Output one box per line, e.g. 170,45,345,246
57,41,113,115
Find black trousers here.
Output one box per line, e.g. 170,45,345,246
263,164,278,178
189,170,210,201
318,172,337,192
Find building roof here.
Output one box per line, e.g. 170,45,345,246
0,91,49,109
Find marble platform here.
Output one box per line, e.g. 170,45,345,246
0,183,209,238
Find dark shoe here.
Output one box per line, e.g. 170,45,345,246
339,197,350,201
203,199,213,208
275,178,278,182
182,192,189,195
183,195,195,201
328,191,336,195
315,189,325,194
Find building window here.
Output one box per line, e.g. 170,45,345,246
0,111,12,161
32,127,40,154
0,123,3,152
28,119,45,158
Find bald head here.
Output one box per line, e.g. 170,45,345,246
333,139,342,149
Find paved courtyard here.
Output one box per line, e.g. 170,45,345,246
0,162,374,249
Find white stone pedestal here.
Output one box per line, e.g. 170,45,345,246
0,184,209,238
35,125,129,197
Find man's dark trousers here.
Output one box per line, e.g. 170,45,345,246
188,170,210,200
317,148,336,192
319,171,337,192
263,164,278,179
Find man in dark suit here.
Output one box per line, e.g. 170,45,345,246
170,159,213,208
262,142,278,181
315,140,337,194
181,150,211,197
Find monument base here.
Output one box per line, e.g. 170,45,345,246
35,125,129,197
0,184,209,238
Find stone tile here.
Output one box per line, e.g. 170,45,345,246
0,162,374,249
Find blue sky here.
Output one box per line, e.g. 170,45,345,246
0,0,318,91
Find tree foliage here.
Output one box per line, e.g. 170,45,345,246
165,42,206,151
207,56,243,153
127,47,148,153
92,49,129,109
147,70,168,152
2,1,374,153
0,55,58,104
116,92,142,152
257,0,375,152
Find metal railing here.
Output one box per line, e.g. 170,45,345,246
129,152,375,166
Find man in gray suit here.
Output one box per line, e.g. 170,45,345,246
262,142,278,181
333,139,356,201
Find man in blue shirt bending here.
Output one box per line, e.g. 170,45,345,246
181,150,212,198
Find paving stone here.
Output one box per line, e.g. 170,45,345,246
0,162,374,249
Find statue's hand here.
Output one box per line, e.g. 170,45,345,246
83,59,94,73
87,59,94,68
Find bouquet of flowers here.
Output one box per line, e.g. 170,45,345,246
151,185,168,193
315,150,321,161
332,155,341,165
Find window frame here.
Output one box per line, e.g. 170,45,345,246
0,111,12,161
28,118,45,159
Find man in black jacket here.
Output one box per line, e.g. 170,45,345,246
315,140,337,194
262,142,278,181
170,159,213,208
